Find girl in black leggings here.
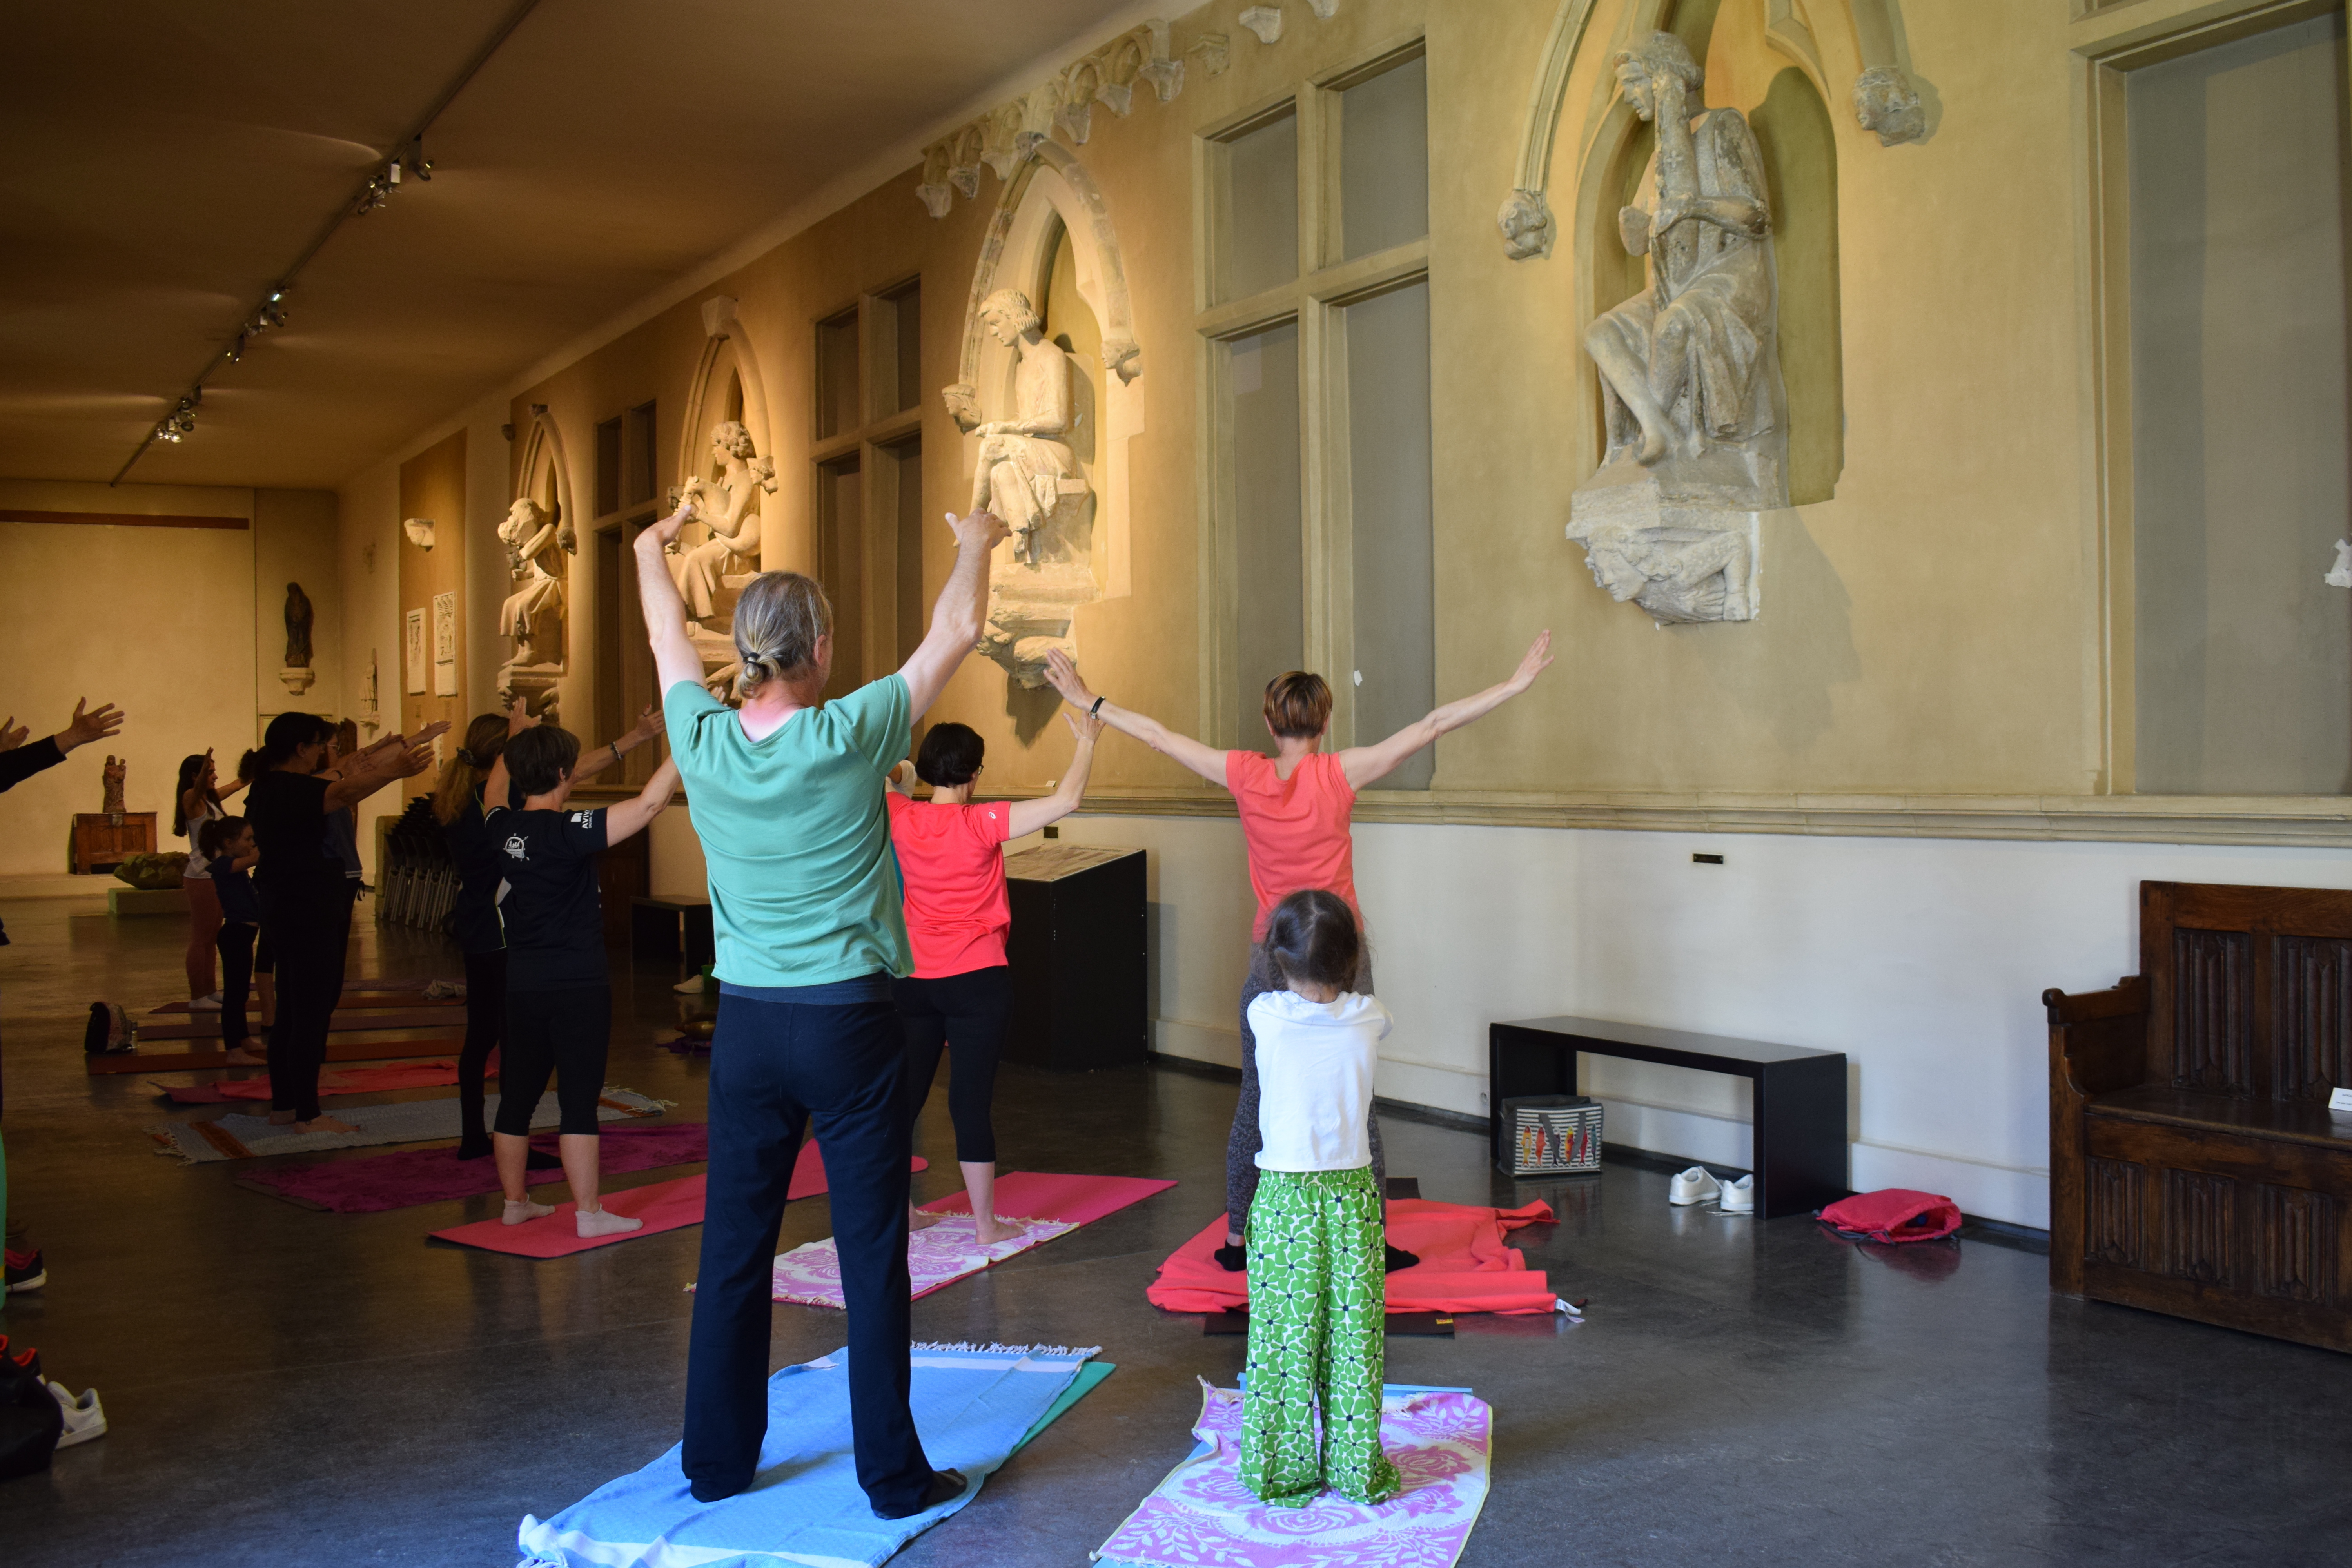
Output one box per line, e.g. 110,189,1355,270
885,711,1101,1242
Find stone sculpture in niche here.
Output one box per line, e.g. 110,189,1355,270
668,419,778,691
496,497,574,720
1566,31,1786,626
279,581,317,694
100,755,126,814
955,288,1096,686
1851,65,1926,147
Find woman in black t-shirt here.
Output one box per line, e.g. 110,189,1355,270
244,712,435,1131
431,702,665,1159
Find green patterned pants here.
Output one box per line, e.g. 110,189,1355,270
1240,1165,1402,1508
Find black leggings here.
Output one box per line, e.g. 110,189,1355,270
893,966,1012,1164
263,884,354,1122
457,949,508,1149
494,985,610,1137
218,922,257,1048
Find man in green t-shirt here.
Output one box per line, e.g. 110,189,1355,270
638,497,1007,1516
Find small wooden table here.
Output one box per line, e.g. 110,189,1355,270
72,811,155,873
1004,843,1147,1072
1489,1015,1848,1219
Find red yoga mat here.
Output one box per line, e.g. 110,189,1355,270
241,1121,710,1212
426,1142,929,1258
160,1060,460,1103
1146,1197,1561,1316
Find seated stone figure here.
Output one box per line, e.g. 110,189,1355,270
496,497,567,666
968,288,1084,562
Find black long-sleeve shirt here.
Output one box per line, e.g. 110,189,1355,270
0,736,65,794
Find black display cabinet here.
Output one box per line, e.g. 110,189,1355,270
1004,844,1147,1071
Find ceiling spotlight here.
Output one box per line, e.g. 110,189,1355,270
400,136,432,183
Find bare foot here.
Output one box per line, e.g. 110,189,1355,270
909,1206,950,1232
974,1215,1029,1247
294,1115,359,1134
225,1045,265,1066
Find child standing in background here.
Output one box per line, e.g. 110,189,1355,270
198,816,265,1063
482,720,679,1236
1238,887,1401,1509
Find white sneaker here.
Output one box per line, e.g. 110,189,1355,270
46,1381,107,1447
1668,1166,1721,1206
1717,1175,1755,1214
189,993,223,1010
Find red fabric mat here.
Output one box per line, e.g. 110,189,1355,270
426,1142,929,1257
919,1170,1176,1227
241,1121,709,1212
1146,1197,1560,1316
139,1006,456,1041
160,1060,460,1103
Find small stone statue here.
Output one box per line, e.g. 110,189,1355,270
101,754,126,814
283,581,314,668
670,421,776,623
497,498,570,666
966,289,1085,564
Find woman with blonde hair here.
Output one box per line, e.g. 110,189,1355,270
434,701,664,1159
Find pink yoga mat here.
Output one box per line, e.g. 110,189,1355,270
1146,1197,1561,1317
162,1060,459,1104
426,1142,929,1257
919,1170,1177,1229
241,1121,711,1213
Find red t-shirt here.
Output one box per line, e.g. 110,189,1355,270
1226,750,1359,942
886,794,1016,979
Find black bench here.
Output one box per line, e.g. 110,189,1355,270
631,895,714,967
1490,1016,1848,1219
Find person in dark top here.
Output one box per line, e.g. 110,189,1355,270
0,696,123,1296
198,817,265,1062
431,702,666,1161
244,712,434,1132
480,719,679,1236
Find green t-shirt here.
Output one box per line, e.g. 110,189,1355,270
664,675,913,987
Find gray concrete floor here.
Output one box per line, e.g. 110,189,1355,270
3,887,2350,1566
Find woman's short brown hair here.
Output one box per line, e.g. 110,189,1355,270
1261,671,1333,740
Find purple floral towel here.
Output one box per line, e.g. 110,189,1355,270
1094,1382,1491,1568
240,1123,709,1214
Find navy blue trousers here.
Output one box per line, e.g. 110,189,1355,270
682,991,931,1509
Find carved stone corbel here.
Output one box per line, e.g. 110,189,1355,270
916,144,955,219
942,383,982,434
949,125,984,198
1103,337,1141,386
1190,33,1230,78
1497,189,1552,261
1058,60,1101,143
1240,7,1284,45
1307,0,1340,16
1852,65,1926,145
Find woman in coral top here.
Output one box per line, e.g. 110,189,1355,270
887,707,1105,1243
1042,634,1553,1268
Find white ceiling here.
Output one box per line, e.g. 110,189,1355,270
0,0,1142,490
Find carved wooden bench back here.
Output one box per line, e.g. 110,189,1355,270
2145,882,2352,1104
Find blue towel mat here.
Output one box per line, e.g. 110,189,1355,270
518,1342,1109,1568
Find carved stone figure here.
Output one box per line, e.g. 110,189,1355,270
101,755,126,814
401,517,436,552
1852,65,1926,147
496,497,574,720
283,582,314,668
1567,32,1786,626
959,289,1097,686
668,419,778,692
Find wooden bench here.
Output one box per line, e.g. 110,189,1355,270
1489,1016,1847,1219
2046,881,2352,1353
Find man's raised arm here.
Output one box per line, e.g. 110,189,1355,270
897,510,1010,718
633,504,707,697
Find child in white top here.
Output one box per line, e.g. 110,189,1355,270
1238,888,1402,1509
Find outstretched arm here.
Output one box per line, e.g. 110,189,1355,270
574,704,664,782
603,754,681,846
1006,708,1106,838
1339,632,1554,791
897,510,1010,718
323,736,434,812
634,504,706,697
1041,650,1230,787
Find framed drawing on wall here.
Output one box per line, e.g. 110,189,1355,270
404,608,427,694
432,591,457,697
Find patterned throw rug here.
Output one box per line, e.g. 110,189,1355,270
764,1171,1175,1309
149,1087,668,1162
1096,1382,1493,1568
517,1343,1110,1568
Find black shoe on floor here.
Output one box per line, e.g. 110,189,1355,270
525,1148,563,1171
455,1140,492,1161
3,1249,44,1294
872,1468,968,1520
688,1475,748,1504
1213,1243,1247,1273
1384,1243,1421,1273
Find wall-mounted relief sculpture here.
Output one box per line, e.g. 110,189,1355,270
673,296,779,697
944,146,1143,686
1566,31,1784,625
501,409,580,721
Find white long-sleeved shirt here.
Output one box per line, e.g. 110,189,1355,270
1249,989,1392,1172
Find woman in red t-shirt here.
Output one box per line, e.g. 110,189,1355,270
887,707,1105,1243
1042,634,1553,1269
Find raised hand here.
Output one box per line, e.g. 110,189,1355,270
391,739,436,779
505,696,532,735
1510,631,1555,691
948,509,1011,554
630,702,667,744
0,717,27,752
641,501,693,552
58,698,125,753
1063,704,1106,745
1042,649,1094,710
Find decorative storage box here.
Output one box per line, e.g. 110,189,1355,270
1502,1094,1604,1177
